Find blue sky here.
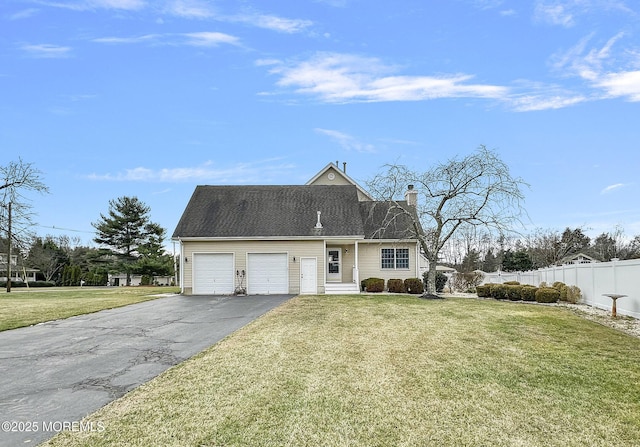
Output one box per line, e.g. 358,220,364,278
2,0,640,250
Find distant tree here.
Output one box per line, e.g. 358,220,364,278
367,146,528,295
560,227,591,258
25,236,69,282
481,248,499,272
502,249,533,272
92,196,167,286
460,249,481,273
525,227,590,268
133,222,174,280
0,159,49,291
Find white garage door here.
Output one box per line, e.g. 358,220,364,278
247,253,288,295
193,253,234,295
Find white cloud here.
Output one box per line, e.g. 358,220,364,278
20,43,72,58
9,8,40,19
93,34,159,44
162,0,215,19
87,160,296,183
601,183,626,194
36,0,145,11
315,128,376,153
236,14,313,33
551,32,640,101
535,2,575,27
182,32,239,47
595,70,640,101
93,32,239,47
267,52,509,103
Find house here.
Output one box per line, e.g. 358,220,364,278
557,252,600,265
172,163,422,295
0,254,38,283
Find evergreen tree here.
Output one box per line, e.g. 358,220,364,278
92,196,167,286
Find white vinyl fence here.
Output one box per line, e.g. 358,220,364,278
482,258,640,319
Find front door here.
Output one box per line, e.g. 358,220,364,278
327,248,341,282
300,257,317,294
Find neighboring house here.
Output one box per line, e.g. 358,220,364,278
172,163,422,295
0,254,38,283
108,274,174,287
557,253,600,265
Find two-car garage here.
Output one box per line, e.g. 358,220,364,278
192,253,289,295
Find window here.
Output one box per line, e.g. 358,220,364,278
381,248,410,269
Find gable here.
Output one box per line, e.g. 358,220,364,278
306,163,374,202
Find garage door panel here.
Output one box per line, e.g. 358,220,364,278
193,253,234,295
248,253,288,295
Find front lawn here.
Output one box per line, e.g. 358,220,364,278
0,287,178,331
45,295,640,447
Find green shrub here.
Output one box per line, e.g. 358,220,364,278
490,284,508,300
0,281,27,288
504,281,521,286
566,285,582,304
404,278,424,294
387,279,406,293
476,284,491,298
552,282,569,301
363,278,384,293
506,284,523,301
521,285,538,302
535,287,560,303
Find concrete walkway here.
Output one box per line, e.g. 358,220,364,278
0,294,293,446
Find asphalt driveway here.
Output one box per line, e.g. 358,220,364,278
0,293,293,446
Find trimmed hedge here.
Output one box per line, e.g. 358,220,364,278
535,287,560,303
0,281,55,288
521,285,538,301
387,279,406,293
506,284,523,301
476,284,492,298
404,278,424,294
491,284,508,300
362,278,384,293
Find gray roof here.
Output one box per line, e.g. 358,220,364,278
172,184,420,240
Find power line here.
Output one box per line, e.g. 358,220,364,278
36,225,95,234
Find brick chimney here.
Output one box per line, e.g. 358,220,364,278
405,184,417,207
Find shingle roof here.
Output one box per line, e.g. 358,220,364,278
172,185,366,238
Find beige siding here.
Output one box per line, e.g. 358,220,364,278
181,240,325,295
357,241,420,286
308,165,371,201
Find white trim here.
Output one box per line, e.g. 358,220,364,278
173,236,364,242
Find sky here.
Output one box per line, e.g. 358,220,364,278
2,0,640,252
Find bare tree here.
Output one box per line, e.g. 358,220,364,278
366,146,528,295
0,159,49,291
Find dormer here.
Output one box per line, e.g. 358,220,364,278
306,162,374,202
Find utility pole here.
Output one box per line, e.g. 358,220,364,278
6,201,11,293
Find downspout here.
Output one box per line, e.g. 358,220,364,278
354,241,359,286
416,241,420,279
179,238,185,294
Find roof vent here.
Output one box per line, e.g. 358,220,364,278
315,211,323,229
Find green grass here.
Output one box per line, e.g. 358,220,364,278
0,287,178,331
45,295,640,447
